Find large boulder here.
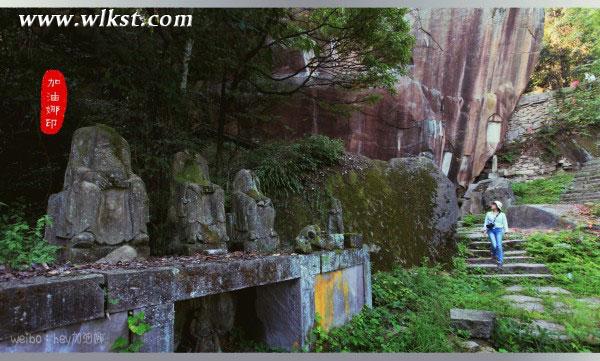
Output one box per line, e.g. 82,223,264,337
461,177,516,216
506,205,577,229
276,156,459,271
45,125,150,263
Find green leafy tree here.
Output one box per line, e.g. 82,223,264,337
530,9,600,90
0,8,414,255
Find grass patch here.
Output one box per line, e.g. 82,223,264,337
525,229,600,296
512,173,574,204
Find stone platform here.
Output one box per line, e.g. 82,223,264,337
0,248,371,352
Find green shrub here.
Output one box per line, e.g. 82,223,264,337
0,214,59,270
246,134,345,197
496,141,524,165
512,173,574,204
462,214,485,227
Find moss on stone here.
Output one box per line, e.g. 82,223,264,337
275,159,440,271
175,158,210,186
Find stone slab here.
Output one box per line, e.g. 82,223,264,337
0,274,105,341
102,256,301,312
320,248,366,273
0,311,128,352
450,308,496,339
255,279,303,351
100,267,178,313
505,286,571,295
135,303,175,352
171,256,301,303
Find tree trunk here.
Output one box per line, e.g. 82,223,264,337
215,77,228,175
180,37,194,92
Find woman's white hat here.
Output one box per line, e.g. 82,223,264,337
492,200,503,210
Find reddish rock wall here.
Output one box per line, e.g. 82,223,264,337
257,8,544,187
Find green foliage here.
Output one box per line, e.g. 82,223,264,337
493,318,578,352
111,311,152,353
0,214,58,270
311,263,506,352
554,68,600,131
247,134,345,197
529,9,600,90
496,141,524,165
525,230,600,296
512,173,574,204
461,214,485,228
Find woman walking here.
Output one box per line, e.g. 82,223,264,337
482,200,509,267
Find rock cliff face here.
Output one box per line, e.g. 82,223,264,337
264,8,545,187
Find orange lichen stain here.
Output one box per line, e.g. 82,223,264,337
315,270,343,330
342,277,350,316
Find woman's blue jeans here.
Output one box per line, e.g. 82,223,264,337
487,227,504,265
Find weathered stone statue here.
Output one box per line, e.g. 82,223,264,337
230,169,279,253
294,223,345,254
168,150,228,255
327,197,344,235
294,225,322,254
45,125,150,263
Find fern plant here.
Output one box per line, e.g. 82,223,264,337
0,214,58,270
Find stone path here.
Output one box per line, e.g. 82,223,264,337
453,225,574,351
458,227,552,279
562,159,600,203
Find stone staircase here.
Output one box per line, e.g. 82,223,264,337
452,225,599,351
458,227,552,279
561,159,600,203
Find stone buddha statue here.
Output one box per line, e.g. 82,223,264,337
45,125,150,263
168,150,228,254
230,169,279,253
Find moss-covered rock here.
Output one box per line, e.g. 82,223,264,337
275,156,459,271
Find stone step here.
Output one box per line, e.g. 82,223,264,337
467,256,534,264
468,239,526,250
573,174,600,181
467,263,550,274
450,308,496,339
562,195,600,201
565,181,600,190
467,249,527,257
561,190,600,198
505,285,571,295
479,273,553,279
564,187,600,195
583,159,600,166
561,194,600,203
